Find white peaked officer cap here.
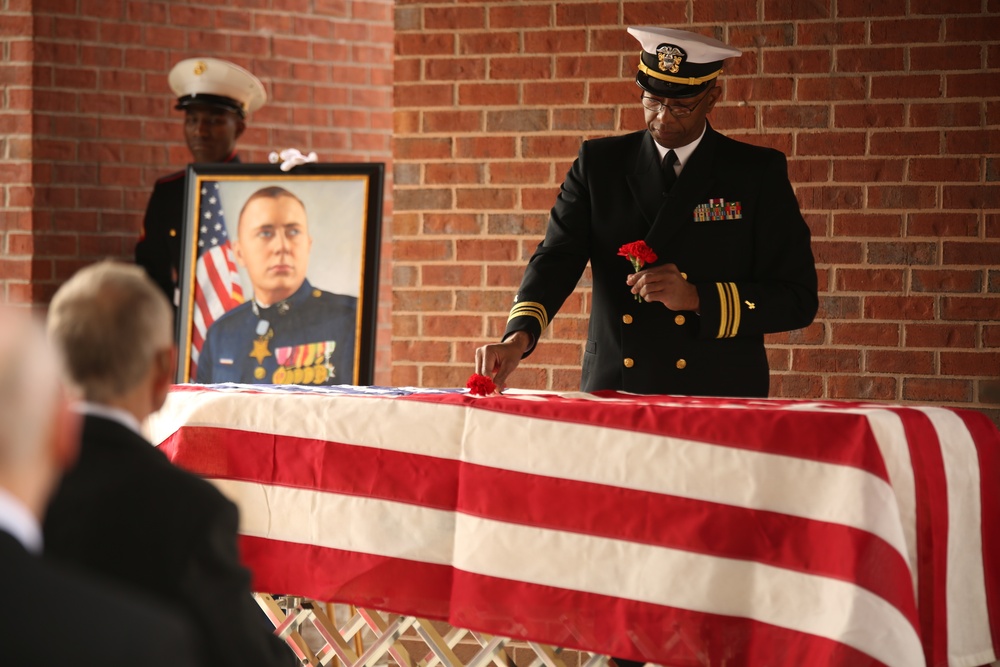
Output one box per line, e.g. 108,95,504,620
627,26,742,99
169,57,267,117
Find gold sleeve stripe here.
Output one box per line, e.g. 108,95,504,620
715,282,740,339
507,301,549,331
637,58,723,86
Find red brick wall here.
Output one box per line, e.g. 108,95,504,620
393,1,1000,423
1,1,33,308
0,0,395,383
3,1,998,421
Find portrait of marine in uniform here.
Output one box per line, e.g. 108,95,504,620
176,165,384,387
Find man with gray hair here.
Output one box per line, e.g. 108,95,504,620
0,306,199,666
43,261,295,667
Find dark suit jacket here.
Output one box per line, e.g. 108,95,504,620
43,414,294,667
1,529,199,666
135,153,241,303
505,124,818,398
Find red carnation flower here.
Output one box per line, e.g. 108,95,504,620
618,240,658,302
466,373,498,396
618,240,658,267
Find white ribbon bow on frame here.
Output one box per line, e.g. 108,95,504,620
268,148,319,172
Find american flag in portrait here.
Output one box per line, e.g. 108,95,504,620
190,181,244,376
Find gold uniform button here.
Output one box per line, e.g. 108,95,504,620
622,314,633,324
676,358,687,369
623,357,634,368
169,229,177,237
674,314,686,325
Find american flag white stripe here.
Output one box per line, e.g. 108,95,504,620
191,299,207,345
210,479,456,565
854,409,919,578
924,408,992,663
150,389,467,460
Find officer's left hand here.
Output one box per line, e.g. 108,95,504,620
627,264,700,311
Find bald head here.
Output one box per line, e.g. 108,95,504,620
0,308,64,467
0,307,79,521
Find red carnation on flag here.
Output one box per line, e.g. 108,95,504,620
618,240,658,302
466,373,498,396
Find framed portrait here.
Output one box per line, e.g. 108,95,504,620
175,162,384,387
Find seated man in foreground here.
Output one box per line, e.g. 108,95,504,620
43,261,295,667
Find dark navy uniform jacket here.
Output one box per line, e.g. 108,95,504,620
196,279,358,386
504,124,818,398
135,153,240,304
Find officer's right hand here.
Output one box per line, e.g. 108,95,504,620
474,331,531,389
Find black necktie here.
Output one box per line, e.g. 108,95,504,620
661,150,678,193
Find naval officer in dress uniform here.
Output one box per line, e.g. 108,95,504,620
196,186,358,385
135,57,266,308
474,26,818,398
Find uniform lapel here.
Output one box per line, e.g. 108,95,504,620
625,132,664,228
643,124,720,260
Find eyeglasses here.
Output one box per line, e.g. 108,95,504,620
640,91,711,118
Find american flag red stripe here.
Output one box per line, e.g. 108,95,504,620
972,409,1000,658
158,425,459,508
239,537,454,620
149,385,1000,667
449,573,887,667
899,409,950,665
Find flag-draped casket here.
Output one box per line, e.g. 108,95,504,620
148,384,1000,667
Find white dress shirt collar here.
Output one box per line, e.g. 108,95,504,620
75,401,143,437
0,486,43,554
652,122,708,176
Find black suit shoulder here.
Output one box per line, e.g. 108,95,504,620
579,129,648,166
155,169,186,186
60,415,229,509
44,416,235,578
136,169,188,301
43,414,294,667
1,531,200,666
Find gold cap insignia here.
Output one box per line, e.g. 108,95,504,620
656,44,686,74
